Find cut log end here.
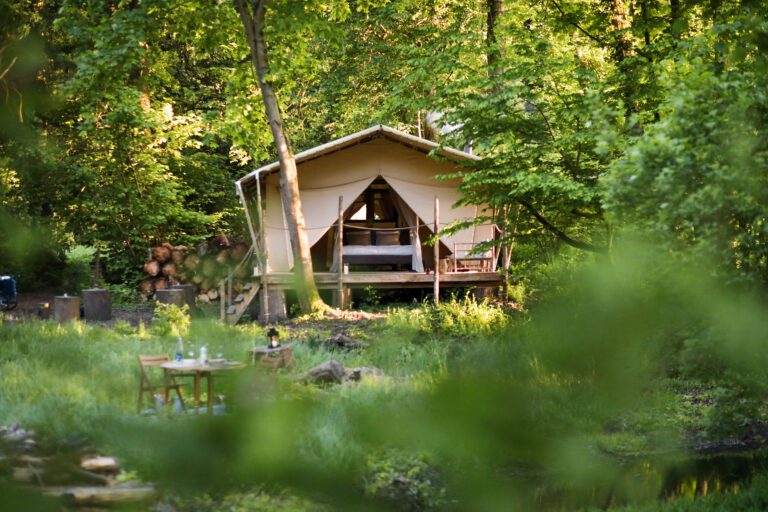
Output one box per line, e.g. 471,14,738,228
143,259,161,277
152,246,172,263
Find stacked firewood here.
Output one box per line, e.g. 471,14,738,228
138,235,251,303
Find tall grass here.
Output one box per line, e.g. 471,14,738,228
386,294,511,338
0,319,262,440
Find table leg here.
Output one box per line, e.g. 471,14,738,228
163,370,171,413
193,373,201,415
206,373,214,415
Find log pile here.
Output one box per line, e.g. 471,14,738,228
138,236,251,304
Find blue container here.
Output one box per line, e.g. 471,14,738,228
0,275,17,311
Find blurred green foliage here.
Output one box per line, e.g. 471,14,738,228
3,253,768,510
61,244,96,294
2,0,768,511
151,303,191,338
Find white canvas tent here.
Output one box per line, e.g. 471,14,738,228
236,125,495,273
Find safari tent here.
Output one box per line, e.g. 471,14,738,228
231,125,501,321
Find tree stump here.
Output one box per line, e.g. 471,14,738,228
83,289,112,322
54,296,80,323
155,288,185,308
171,284,196,309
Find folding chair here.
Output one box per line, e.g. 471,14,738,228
137,355,188,414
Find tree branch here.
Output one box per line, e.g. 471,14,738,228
550,0,607,46
517,199,608,254
0,56,17,82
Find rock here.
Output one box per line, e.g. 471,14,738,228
43,483,156,506
81,455,120,474
297,359,345,384
343,367,385,384
18,454,46,466
3,427,33,443
12,466,41,483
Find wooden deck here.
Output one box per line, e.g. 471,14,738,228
257,271,502,290
254,271,501,290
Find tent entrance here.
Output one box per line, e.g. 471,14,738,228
309,177,445,272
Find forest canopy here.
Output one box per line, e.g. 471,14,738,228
0,0,766,291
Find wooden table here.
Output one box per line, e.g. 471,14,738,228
161,360,245,415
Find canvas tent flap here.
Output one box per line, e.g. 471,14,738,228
383,176,494,256
265,174,377,271
264,182,292,272
389,190,424,272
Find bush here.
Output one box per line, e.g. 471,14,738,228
387,294,509,339
365,450,446,511
104,282,139,305
151,303,191,338
61,245,97,294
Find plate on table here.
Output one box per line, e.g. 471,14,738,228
208,358,227,366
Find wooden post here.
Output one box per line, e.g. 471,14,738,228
54,295,80,323
83,288,111,322
227,272,233,307
256,175,269,324
336,195,345,309
155,288,185,308
219,282,226,322
502,237,509,301
434,195,440,306
171,284,196,310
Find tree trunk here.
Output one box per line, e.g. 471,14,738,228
235,0,324,314
486,0,503,70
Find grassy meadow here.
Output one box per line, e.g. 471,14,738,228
3,260,768,511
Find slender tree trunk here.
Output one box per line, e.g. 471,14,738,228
235,0,324,313
486,0,503,70
669,0,680,33
609,0,636,119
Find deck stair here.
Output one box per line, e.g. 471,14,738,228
217,244,261,325
224,280,260,325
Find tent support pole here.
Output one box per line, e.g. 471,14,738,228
256,174,269,324
434,195,440,306
337,195,345,309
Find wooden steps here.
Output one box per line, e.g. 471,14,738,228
224,281,260,325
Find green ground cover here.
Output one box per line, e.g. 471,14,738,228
2,276,768,511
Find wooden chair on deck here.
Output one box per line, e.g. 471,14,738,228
137,355,188,414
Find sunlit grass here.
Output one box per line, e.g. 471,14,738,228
5,264,767,511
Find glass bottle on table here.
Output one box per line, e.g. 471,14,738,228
175,336,184,362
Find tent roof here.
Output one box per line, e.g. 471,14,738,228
236,125,479,195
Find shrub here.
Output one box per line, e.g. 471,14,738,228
365,450,446,511
104,282,139,305
387,294,509,339
151,303,191,338
61,245,97,294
